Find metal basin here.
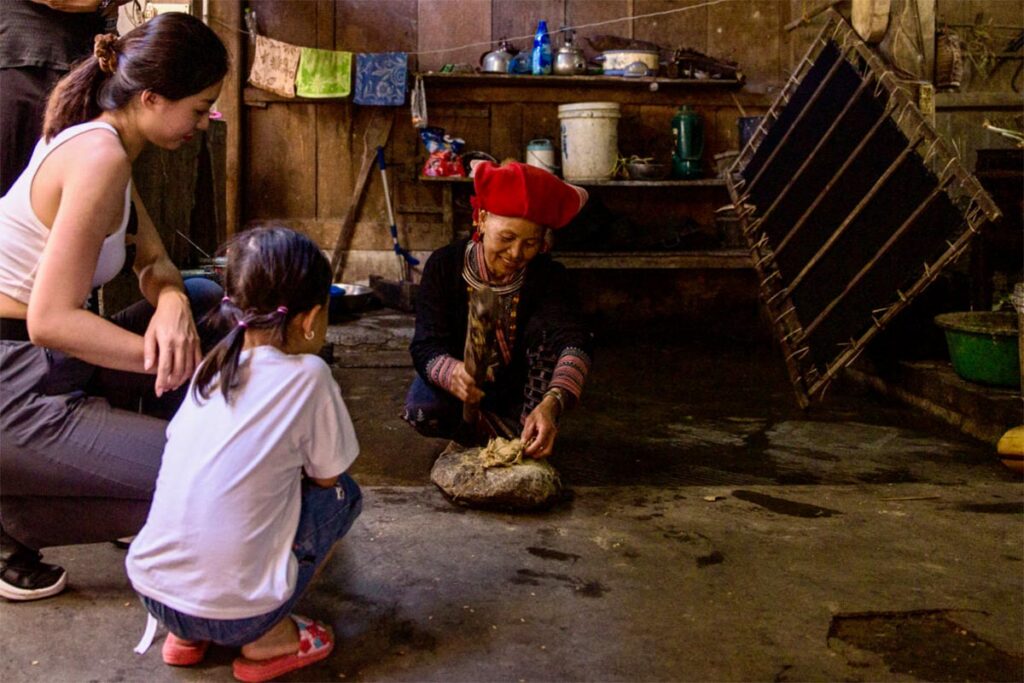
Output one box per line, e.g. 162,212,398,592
329,283,376,322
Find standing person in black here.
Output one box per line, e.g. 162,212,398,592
0,0,129,195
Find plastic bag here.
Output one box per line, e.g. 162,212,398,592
419,127,466,177
411,74,428,128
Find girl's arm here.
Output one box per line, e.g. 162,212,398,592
130,186,201,395
307,475,340,488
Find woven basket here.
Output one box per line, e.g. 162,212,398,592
936,28,963,90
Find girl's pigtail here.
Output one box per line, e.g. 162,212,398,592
192,304,291,404
192,298,247,403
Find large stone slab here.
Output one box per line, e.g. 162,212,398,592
430,441,563,510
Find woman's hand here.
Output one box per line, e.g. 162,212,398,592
521,395,560,458
145,289,201,396
449,361,484,404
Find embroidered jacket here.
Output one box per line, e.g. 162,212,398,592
410,238,593,414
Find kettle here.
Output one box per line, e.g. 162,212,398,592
552,29,587,75
481,39,515,74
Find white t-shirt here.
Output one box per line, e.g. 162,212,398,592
126,346,359,620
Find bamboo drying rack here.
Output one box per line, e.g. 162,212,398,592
725,10,1002,407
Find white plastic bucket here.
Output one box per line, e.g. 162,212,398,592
558,102,620,181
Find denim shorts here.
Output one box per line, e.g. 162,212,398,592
140,474,362,647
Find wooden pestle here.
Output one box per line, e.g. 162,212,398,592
463,286,498,423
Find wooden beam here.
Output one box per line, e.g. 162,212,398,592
743,45,852,196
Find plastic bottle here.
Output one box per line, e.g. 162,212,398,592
531,20,552,75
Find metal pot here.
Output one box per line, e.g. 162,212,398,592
598,49,659,75
481,46,512,73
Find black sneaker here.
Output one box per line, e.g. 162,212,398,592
0,536,67,601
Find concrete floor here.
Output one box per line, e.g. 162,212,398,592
2,313,1022,682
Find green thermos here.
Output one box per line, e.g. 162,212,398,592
671,105,704,179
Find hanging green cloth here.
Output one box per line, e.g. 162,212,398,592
295,47,352,98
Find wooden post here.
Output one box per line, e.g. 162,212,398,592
330,111,394,280
207,0,244,235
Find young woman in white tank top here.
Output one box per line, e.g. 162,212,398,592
0,13,228,603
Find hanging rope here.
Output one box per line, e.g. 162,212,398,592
209,0,742,56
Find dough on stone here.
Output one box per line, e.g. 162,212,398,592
430,440,562,511
478,436,525,468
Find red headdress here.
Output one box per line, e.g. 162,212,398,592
470,161,588,230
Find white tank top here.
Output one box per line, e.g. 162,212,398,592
0,121,132,305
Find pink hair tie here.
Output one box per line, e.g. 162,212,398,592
237,320,248,329
221,296,232,303
276,306,289,315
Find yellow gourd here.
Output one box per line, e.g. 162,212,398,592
996,425,1024,473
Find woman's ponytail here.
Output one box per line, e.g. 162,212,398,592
42,14,228,140
42,53,107,141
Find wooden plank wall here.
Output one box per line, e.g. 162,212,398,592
933,0,1023,167
216,0,1015,283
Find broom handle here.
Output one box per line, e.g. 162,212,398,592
377,146,413,281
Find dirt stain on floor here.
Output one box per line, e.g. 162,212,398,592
696,550,725,568
526,547,581,563
955,502,1024,514
828,610,1024,682
732,490,841,518
511,569,608,597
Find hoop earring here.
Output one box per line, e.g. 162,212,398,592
304,330,315,341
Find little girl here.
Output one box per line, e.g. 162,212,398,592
126,227,362,683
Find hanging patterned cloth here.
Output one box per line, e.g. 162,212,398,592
248,35,301,98
354,52,409,106
295,47,353,98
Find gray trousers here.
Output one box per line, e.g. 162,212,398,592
0,278,222,550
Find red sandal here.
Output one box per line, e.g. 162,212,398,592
232,615,334,683
162,632,210,666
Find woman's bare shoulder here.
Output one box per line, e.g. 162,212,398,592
47,128,131,183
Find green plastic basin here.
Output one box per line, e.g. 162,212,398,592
934,312,1020,387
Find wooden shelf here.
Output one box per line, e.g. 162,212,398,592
419,175,726,188
555,250,751,270
934,92,1024,110
245,73,746,106
418,72,743,89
